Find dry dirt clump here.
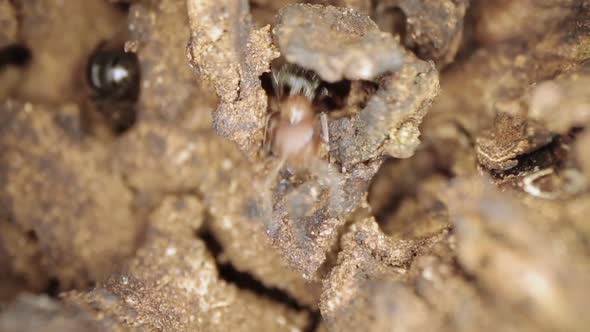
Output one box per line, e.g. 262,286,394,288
61,196,311,332
0,0,18,49
372,0,469,67
1,0,590,332
273,4,405,82
0,100,139,292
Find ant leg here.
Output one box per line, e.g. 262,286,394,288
320,112,329,144
263,112,278,154
320,112,330,163
311,159,344,216
265,156,287,190
261,156,287,235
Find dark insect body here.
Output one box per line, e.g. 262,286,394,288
86,48,140,133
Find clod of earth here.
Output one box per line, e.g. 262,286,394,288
1,1,590,331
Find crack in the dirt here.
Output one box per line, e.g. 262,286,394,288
0,44,32,68
196,226,322,330
197,227,306,310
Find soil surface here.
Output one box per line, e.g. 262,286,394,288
1,1,590,331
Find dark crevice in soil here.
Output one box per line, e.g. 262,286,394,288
315,208,369,279
197,227,310,313
259,71,275,97
259,64,352,114
371,1,408,39
44,278,60,298
0,45,32,68
450,0,483,66
113,1,131,13
369,152,454,233
490,135,568,180
25,229,37,242
305,310,322,332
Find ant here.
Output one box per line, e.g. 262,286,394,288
260,64,344,235
263,63,330,166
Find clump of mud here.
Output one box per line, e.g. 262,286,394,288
1,0,590,331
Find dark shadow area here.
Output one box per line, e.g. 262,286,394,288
0,45,32,68
197,228,307,312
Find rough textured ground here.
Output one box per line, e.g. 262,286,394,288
1,0,590,331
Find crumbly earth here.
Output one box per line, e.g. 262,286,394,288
273,4,405,82
62,196,311,332
0,100,139,291
372,0,469,67
0,0,18,49
1,1,590,332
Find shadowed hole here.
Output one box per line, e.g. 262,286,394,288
197,227,323,330
44,278,60,298
0,45,32,68
373,6,407,42
259,64,352,113
368,149,453,236
197,228,308,312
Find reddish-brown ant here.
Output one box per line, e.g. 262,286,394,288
263,63,329,167
260,64,343,234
